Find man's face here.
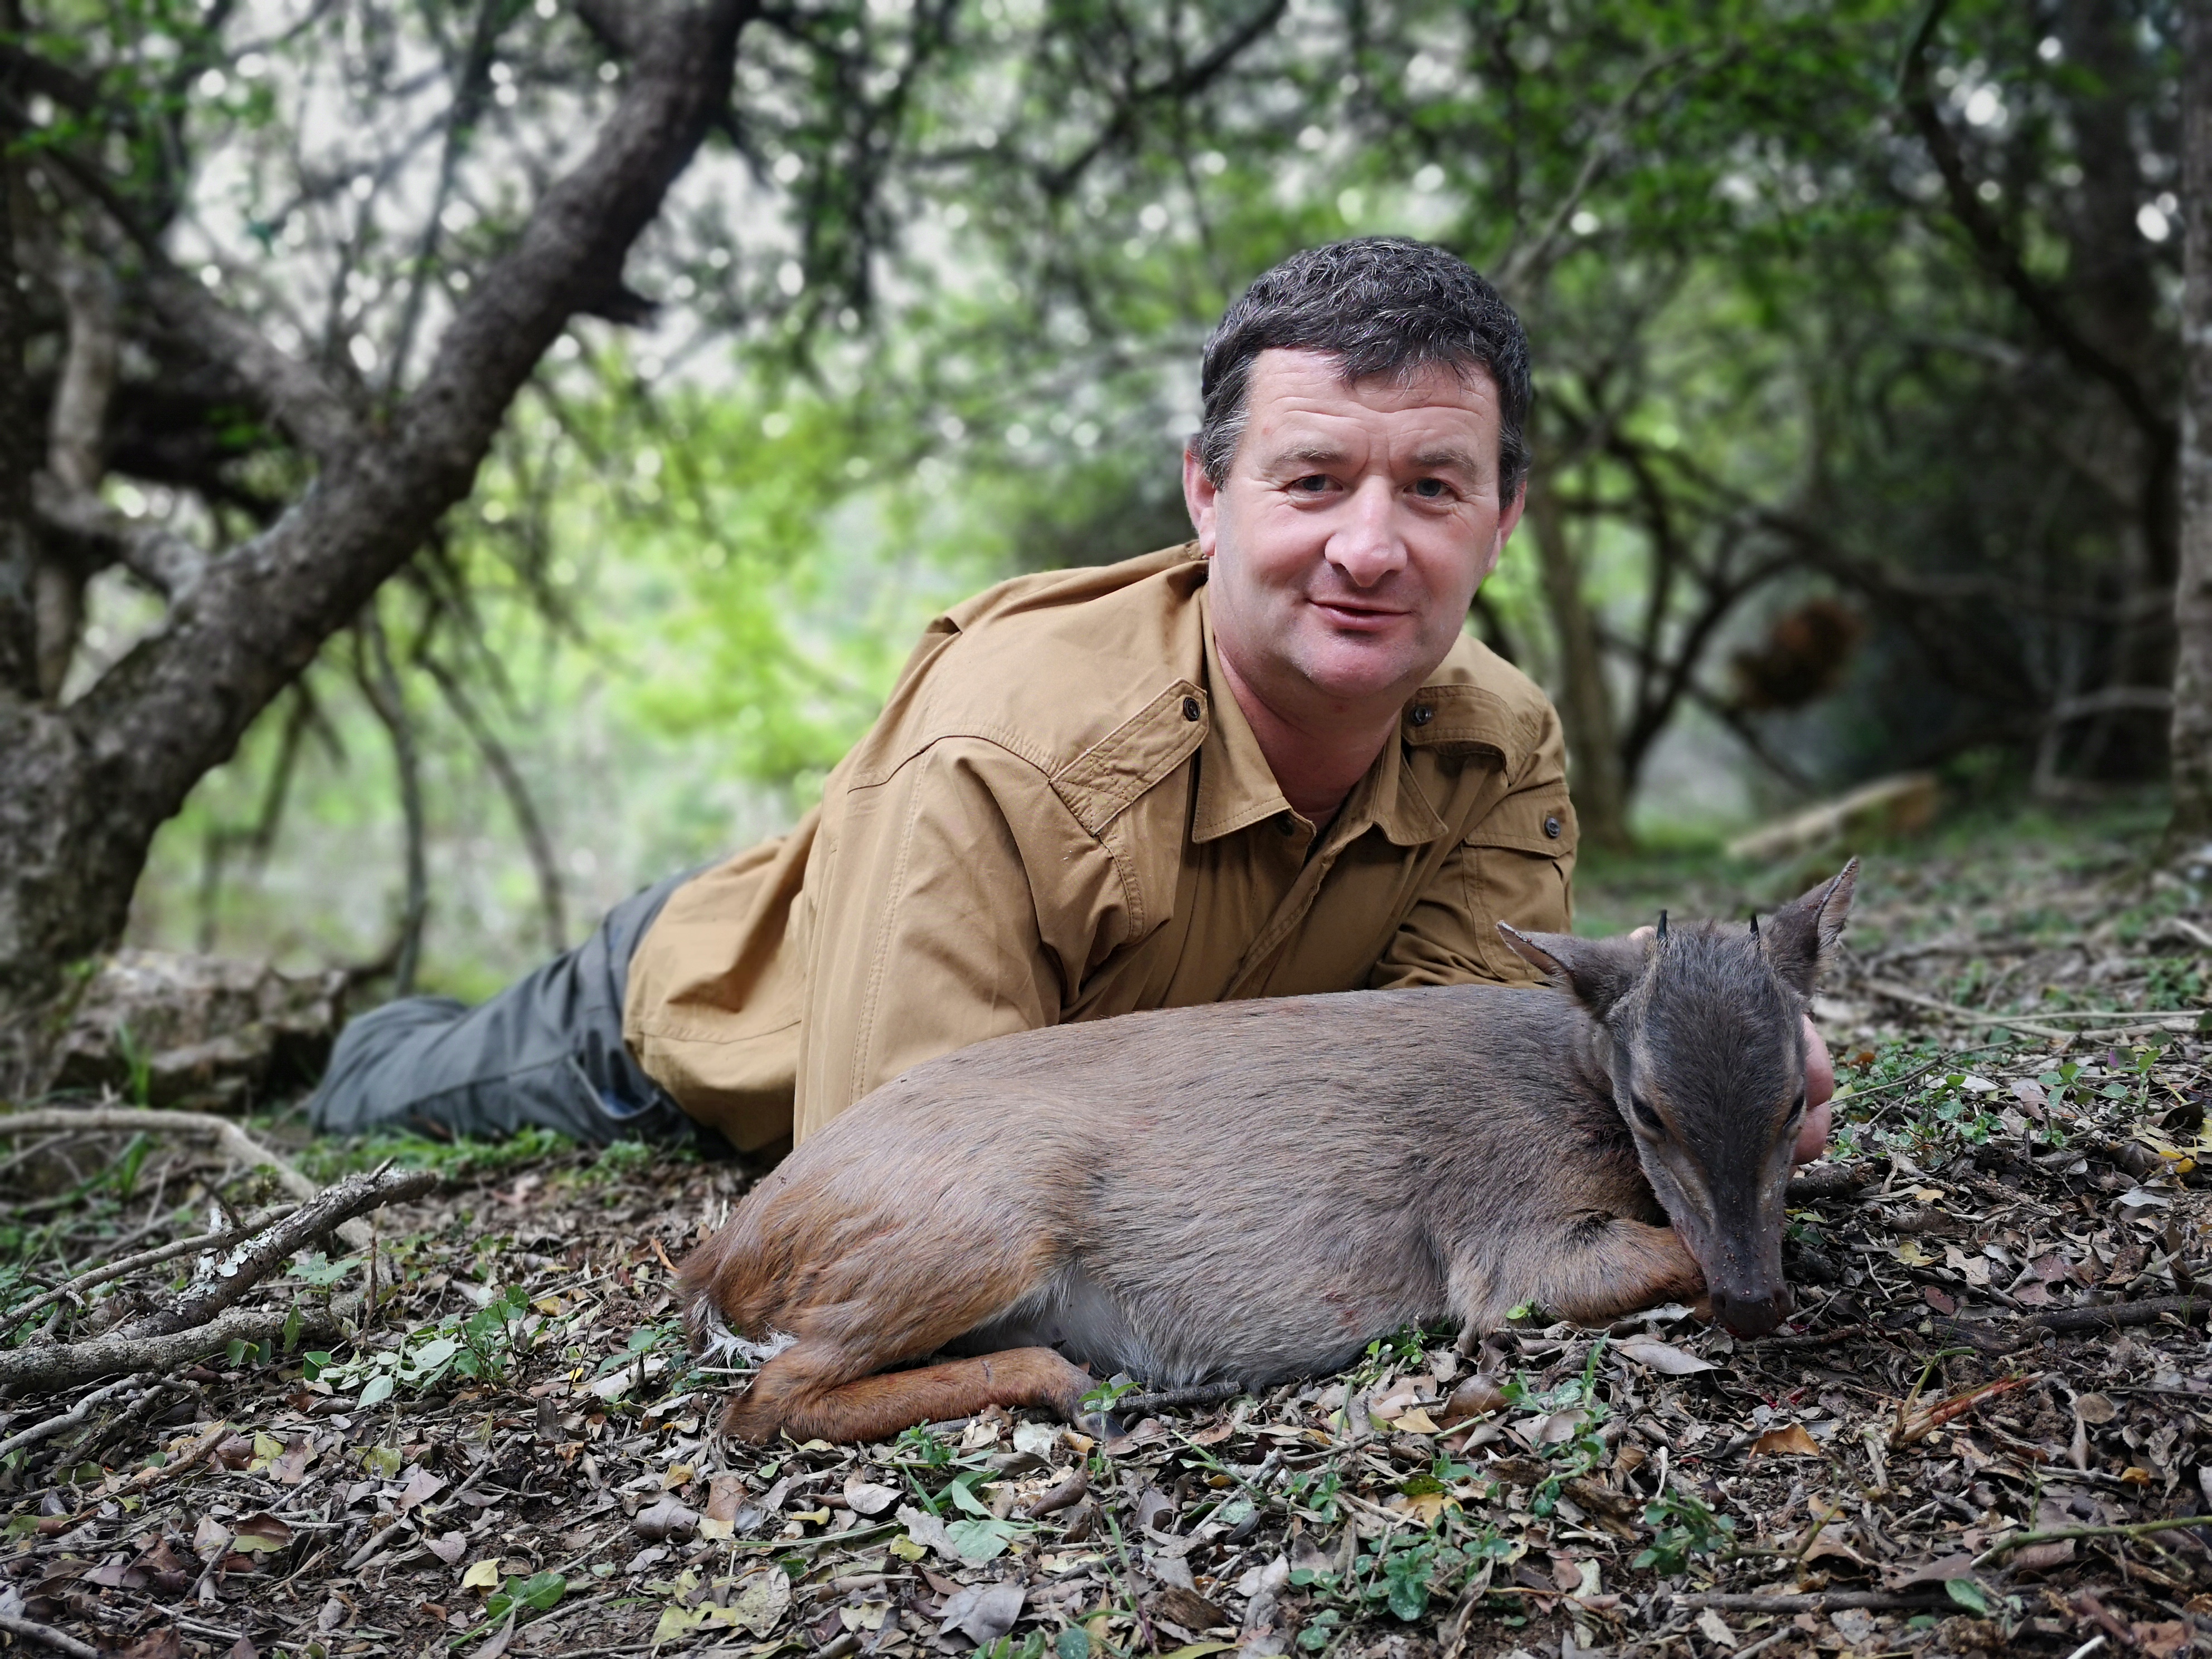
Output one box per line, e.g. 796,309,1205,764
1185,347,1524,721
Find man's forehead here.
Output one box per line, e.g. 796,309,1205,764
1245,346,1500,414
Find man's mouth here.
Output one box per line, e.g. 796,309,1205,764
1308,598,1410,627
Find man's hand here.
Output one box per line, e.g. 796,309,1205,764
1796,1013,1834,1165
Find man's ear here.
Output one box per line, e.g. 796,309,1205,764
1496,924,1647,1019
1183,445,1220,555
1758,857,1859,995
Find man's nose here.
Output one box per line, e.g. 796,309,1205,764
1325,477,1407,588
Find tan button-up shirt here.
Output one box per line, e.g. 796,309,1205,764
623,544,1578,1150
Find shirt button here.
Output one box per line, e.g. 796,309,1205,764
1544,815,1563,838
1182,696,1201,721
1409,705,1434,727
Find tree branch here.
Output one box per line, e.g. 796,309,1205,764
1897,0,2172,449
1,0,754,1003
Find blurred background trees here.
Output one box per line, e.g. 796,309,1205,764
0,0,2190,1006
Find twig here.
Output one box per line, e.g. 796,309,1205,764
117,1165,436,1340
0,1107,375,1250
1864,980,2077,1042
0,1371,148,1459
1116,1379,1245,1417
1672,1590,1949,1612
4,1204,299,1334
1973,1514,2212,1568
0,1612,100,1659
0,1285,362,1395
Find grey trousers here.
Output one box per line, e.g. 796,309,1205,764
305,871,695,1144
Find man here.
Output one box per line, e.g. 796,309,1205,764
310,237,1835,1156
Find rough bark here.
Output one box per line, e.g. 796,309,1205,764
0,1,751,1017
1529,477,1631,850
2169,0,2212,842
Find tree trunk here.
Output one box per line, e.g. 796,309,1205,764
1530,476,1632,850
2169,0,2212,842
0,23,40,707
0,1,751,1029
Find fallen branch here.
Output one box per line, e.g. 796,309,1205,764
1893,1373,2032,1445
2027,1296,2210,1335
0,1167,434,1394
0,1371,148,1460
0,1292,352,1395
3,1204,299,1335
0,1107,376,1250
117,1165,438,1340
1973,1513,2212,1568
0,1612,100,1659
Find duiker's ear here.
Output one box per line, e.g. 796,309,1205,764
1758,857,1859,995
1496,924,1648,1018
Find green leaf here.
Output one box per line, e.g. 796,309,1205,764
1944,1578,1993,1616
358,1374,395,1408
1055,1628,1090,1659
943,1516,1020,1561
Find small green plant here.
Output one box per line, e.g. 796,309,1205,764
305,1284,532,1404
1632,1483,1737,1574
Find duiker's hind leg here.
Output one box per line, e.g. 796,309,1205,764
724,1341,1093,1444
1453,1219,1705,1340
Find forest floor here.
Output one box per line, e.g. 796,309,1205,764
8,793,2212,1659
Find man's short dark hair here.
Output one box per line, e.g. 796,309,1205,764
1195,237,1531,500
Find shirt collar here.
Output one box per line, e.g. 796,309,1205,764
1191,589,1451,848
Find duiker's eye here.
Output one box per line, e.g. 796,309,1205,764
1630,1095,1663,1134
1789,1090,1807,1119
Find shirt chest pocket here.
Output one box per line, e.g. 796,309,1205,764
1461,787,1577,982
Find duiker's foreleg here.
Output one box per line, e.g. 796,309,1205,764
1453,1219,1706,1339
726,1342,1093,1444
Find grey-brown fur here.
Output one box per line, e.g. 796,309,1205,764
682,863,1856,1437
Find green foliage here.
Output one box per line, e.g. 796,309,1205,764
1631,1485,1738,1574
307,1284,533,1404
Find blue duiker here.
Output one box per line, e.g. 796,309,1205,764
681,862,1856,1443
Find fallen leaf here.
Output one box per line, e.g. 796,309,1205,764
1438,1376,1506,1424
269,1439,314,1485
1387,1406,1440,1434
1151,1587,1230,1634
897,1503,962,1564
118,1629,182,1659
2076,1393,2118,1424
2011,1539,2077,1573
1881,1552,1977,1589
1750,1423,1823,1458
476,1606,520,1659
843,1474,900,1517
2134,1621,2190,1659
462,1559,501,1591
1696,1608,1737,1650
705,1474,747,1522
396,1468,446,1512
228,1514,293,1554
939,1582,1025,1645
1615,1337,1715,1375
192,1516,234,1559
1921,1286,1958,1316
630,1494,700,1542
727,1568,792,1637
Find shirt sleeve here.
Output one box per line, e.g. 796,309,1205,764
791,736,1133,1141
1370,704,1579,990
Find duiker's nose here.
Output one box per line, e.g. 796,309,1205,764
1709,1284,1792,1337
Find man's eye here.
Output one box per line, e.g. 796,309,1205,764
1292,475,1331,493
1411,478,1448,498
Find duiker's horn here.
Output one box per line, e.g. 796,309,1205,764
1749,911,1760,942
1656,909,1668,942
